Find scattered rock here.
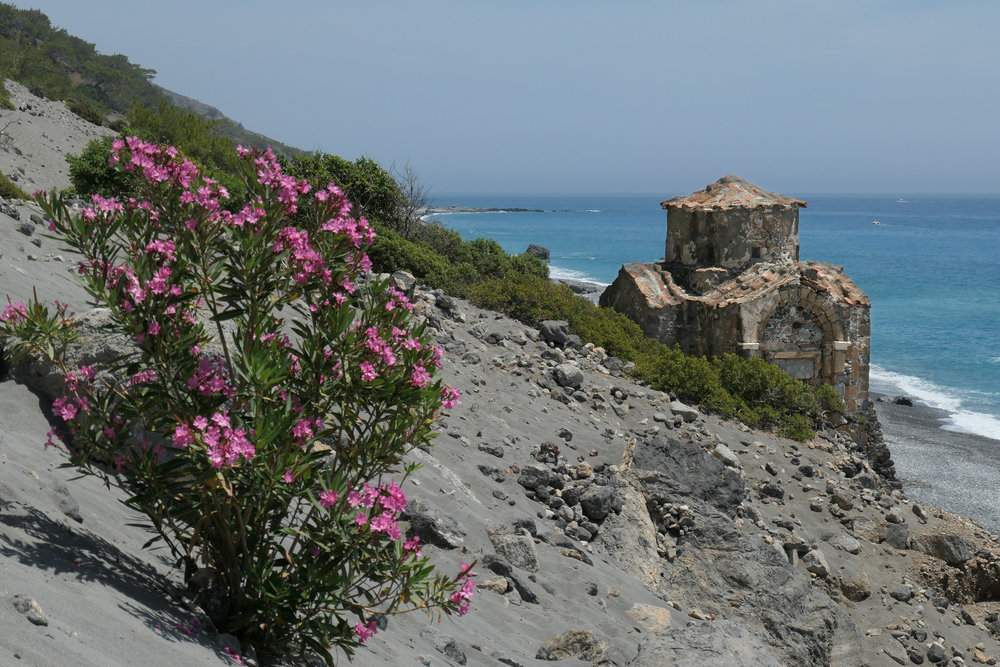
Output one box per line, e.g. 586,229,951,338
803,549,830,578
910,533,975,566
553,363,584,388
402,499,467,549
11,595,47,626
535,630,607,663
487,526,539,572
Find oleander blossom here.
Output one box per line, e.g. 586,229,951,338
1,137,474,660
450,565,476,616
0,301,28,323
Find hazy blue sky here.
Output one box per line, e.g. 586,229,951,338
15,1,1000,194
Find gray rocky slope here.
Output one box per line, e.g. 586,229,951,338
2,83,1000,666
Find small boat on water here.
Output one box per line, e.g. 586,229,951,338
897,198,908,203
872,219,882,225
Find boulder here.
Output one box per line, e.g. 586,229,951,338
525,243,550,261
538,320,570,345
401,499,466,549
668,400,700,422
487,526,539,572
910,533,975,566
579,485,617,523
553,363,584,388
803,549,831,578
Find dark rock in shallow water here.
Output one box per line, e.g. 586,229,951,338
525,243,550,260
892,395,914,407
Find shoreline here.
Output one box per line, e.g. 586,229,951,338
873,392,1000,534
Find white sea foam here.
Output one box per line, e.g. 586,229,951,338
870,365,1000,441
548,264,609,286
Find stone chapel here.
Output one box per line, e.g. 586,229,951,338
599,175,871,413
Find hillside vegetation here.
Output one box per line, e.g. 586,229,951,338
0,2,299,154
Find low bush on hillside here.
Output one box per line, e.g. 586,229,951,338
0,170,29,199
2,137,474,663
66,98,103,125
467,273,840,440
368,227,548,296
0,78,13,110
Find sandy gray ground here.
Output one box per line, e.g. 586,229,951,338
3,82,1000,666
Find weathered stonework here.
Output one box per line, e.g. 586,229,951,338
600,175,870,414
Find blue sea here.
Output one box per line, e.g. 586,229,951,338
428,193,1000,442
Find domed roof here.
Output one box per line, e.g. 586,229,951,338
661,175,807,211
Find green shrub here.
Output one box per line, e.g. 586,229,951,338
815,383,845,413
0,78,13,110
0,170,29,199
282,152,403,226
2,138,475,662
68,136,141,198
369,227,452,285
779,413,815,441
66,98,103,125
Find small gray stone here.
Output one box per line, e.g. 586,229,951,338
488,531,539,572
885,522,909,550
711,443,741,470
830,534,861,555
478,442,504,458
553,363,584,388
889,584,912,602
12,595,48,626
53,481,82,523
667,400,700,422
420,627,467,665
538,320,570,345
579,485,616,523
802,549,830,578
402,499,466,549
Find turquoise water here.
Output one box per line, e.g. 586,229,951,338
429,193,1000,440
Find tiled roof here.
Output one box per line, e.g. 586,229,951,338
661,175,807,211
617,260,868,309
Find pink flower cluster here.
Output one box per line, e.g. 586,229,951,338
173,411,255,468
348,480,408,541
250,146,310,213
0,301,27,323
353,619,378,644
188,355,235,398
441,386,461,410
450,564,476,616
112,137,200,191
273,226,330,284
51,366,97,423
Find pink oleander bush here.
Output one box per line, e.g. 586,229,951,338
0,137,473,663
